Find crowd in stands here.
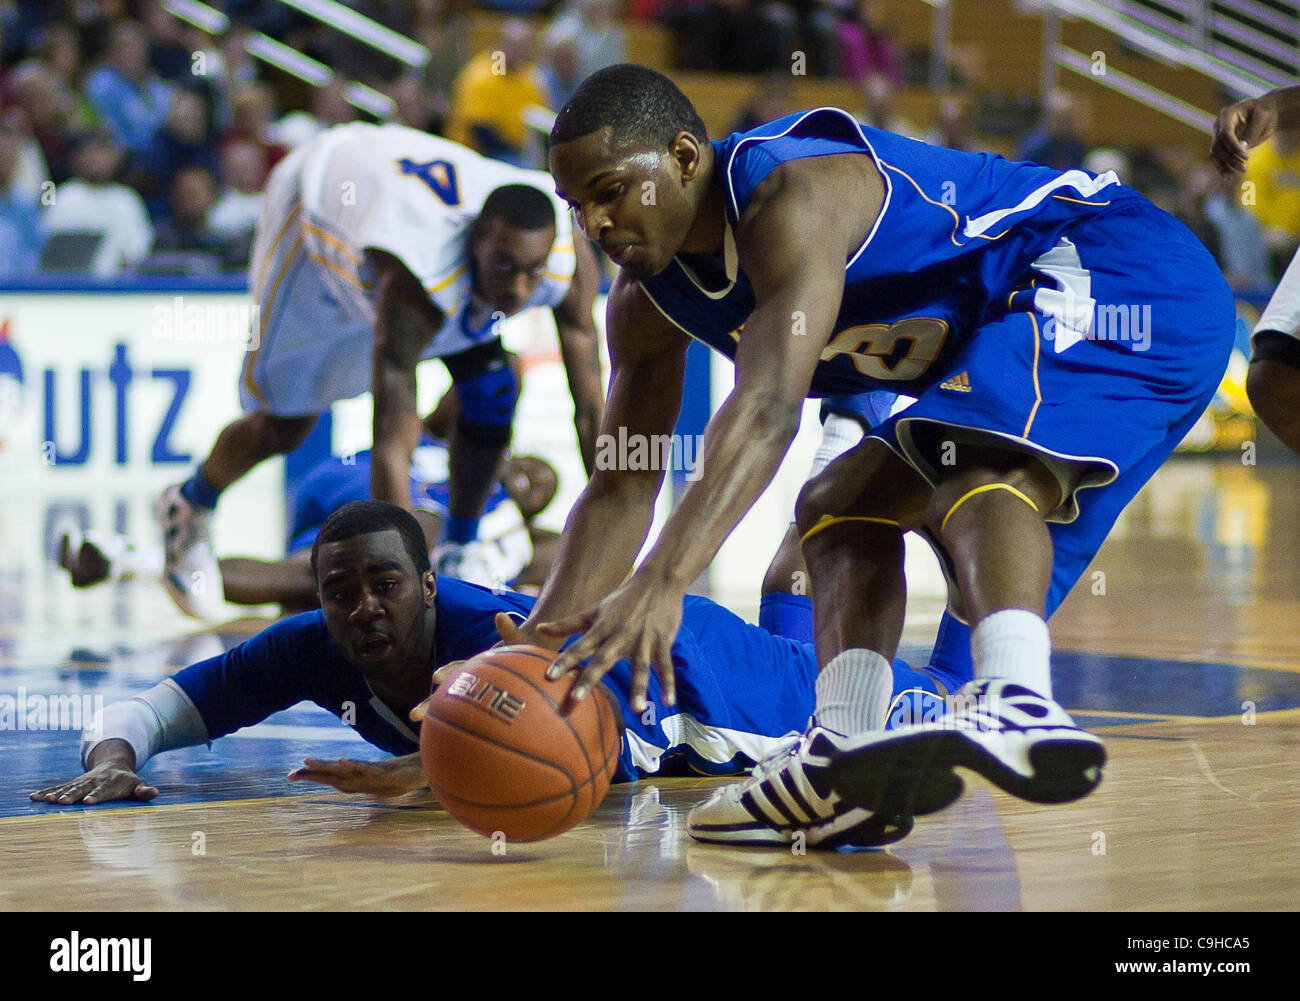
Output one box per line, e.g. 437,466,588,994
0,0,1289,295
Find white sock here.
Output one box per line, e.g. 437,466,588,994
814,648,894,736
972,609,1052,698
808,414,865,478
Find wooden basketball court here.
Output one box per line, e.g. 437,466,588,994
3,457,1298,912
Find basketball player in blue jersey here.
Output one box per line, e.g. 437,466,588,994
1212,85,1300,457
156,124,604,622
512,64,1236,848
32,502,953,844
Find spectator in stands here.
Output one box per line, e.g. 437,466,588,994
763,0,841,77
834,0,902,87
223,82,289,181
731,71,796,133
1016,89,1086,170
389,75,442,135
545,0,626,82
446,19,548,166
859,71,916,137
0,112,43,277
141,3,192,83
412,0,470,132
42,128,153,277
923,97,975,151
150,163,250,270
130,86,219,213
1242,132,1300,263
539,26,583,112
5,60,75,184
268,79,358,150
83,19,174,156
209,137,263,248
1193,163,1272,291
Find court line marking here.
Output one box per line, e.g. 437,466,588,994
0,793,320,826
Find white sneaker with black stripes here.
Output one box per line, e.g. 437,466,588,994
686,725,916,849
824,678,1106,813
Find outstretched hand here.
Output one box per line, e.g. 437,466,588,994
538,574,681,713
287,755,426,796
31,763,158,805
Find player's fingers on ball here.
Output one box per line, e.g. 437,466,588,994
409,693,435,722
494,612,525,643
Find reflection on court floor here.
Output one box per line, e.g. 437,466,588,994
2,459,1298,910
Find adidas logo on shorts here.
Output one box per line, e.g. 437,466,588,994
939,371,972,392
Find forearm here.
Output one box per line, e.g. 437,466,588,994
370,368,422,509
80,679,210,771
526,476,661,636
557,324,604,475
1265,86,1300,129
638,391,800,591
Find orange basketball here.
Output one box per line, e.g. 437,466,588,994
420,645,623,842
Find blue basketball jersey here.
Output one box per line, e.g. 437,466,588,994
638,108,1139,397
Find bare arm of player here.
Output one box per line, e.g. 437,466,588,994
30,739,159,805
1212,85,1300,176
369,250,445,510
541,156,882,712
516,273,690,648
552,237,605,476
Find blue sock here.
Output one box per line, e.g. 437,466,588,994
179,469,222,510
927,609,975,694
759,592,813,644
886,658,947,729
443,513,480,545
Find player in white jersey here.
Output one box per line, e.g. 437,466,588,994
1213,86,1300,457
156,124,604,619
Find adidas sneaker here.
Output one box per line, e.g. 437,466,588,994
686,726,917,850
826,678,1106,812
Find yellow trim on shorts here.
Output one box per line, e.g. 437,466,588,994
252,202,303,294
940,483,1039,533
1025,312,1043,436
799,514,901,547
308,251,371,290
302,220,360,263
244,234,306,406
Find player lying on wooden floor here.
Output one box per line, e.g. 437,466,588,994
32,502,964,845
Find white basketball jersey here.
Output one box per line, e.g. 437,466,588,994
296,123,576,358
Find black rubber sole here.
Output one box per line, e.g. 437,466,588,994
824,730,968,817
825,729,1105,813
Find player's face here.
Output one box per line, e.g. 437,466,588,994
470,218,558,317
550,128,699,280
315,530,436,674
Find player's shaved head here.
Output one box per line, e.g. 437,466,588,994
550,64,707,152
478,184,556,232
